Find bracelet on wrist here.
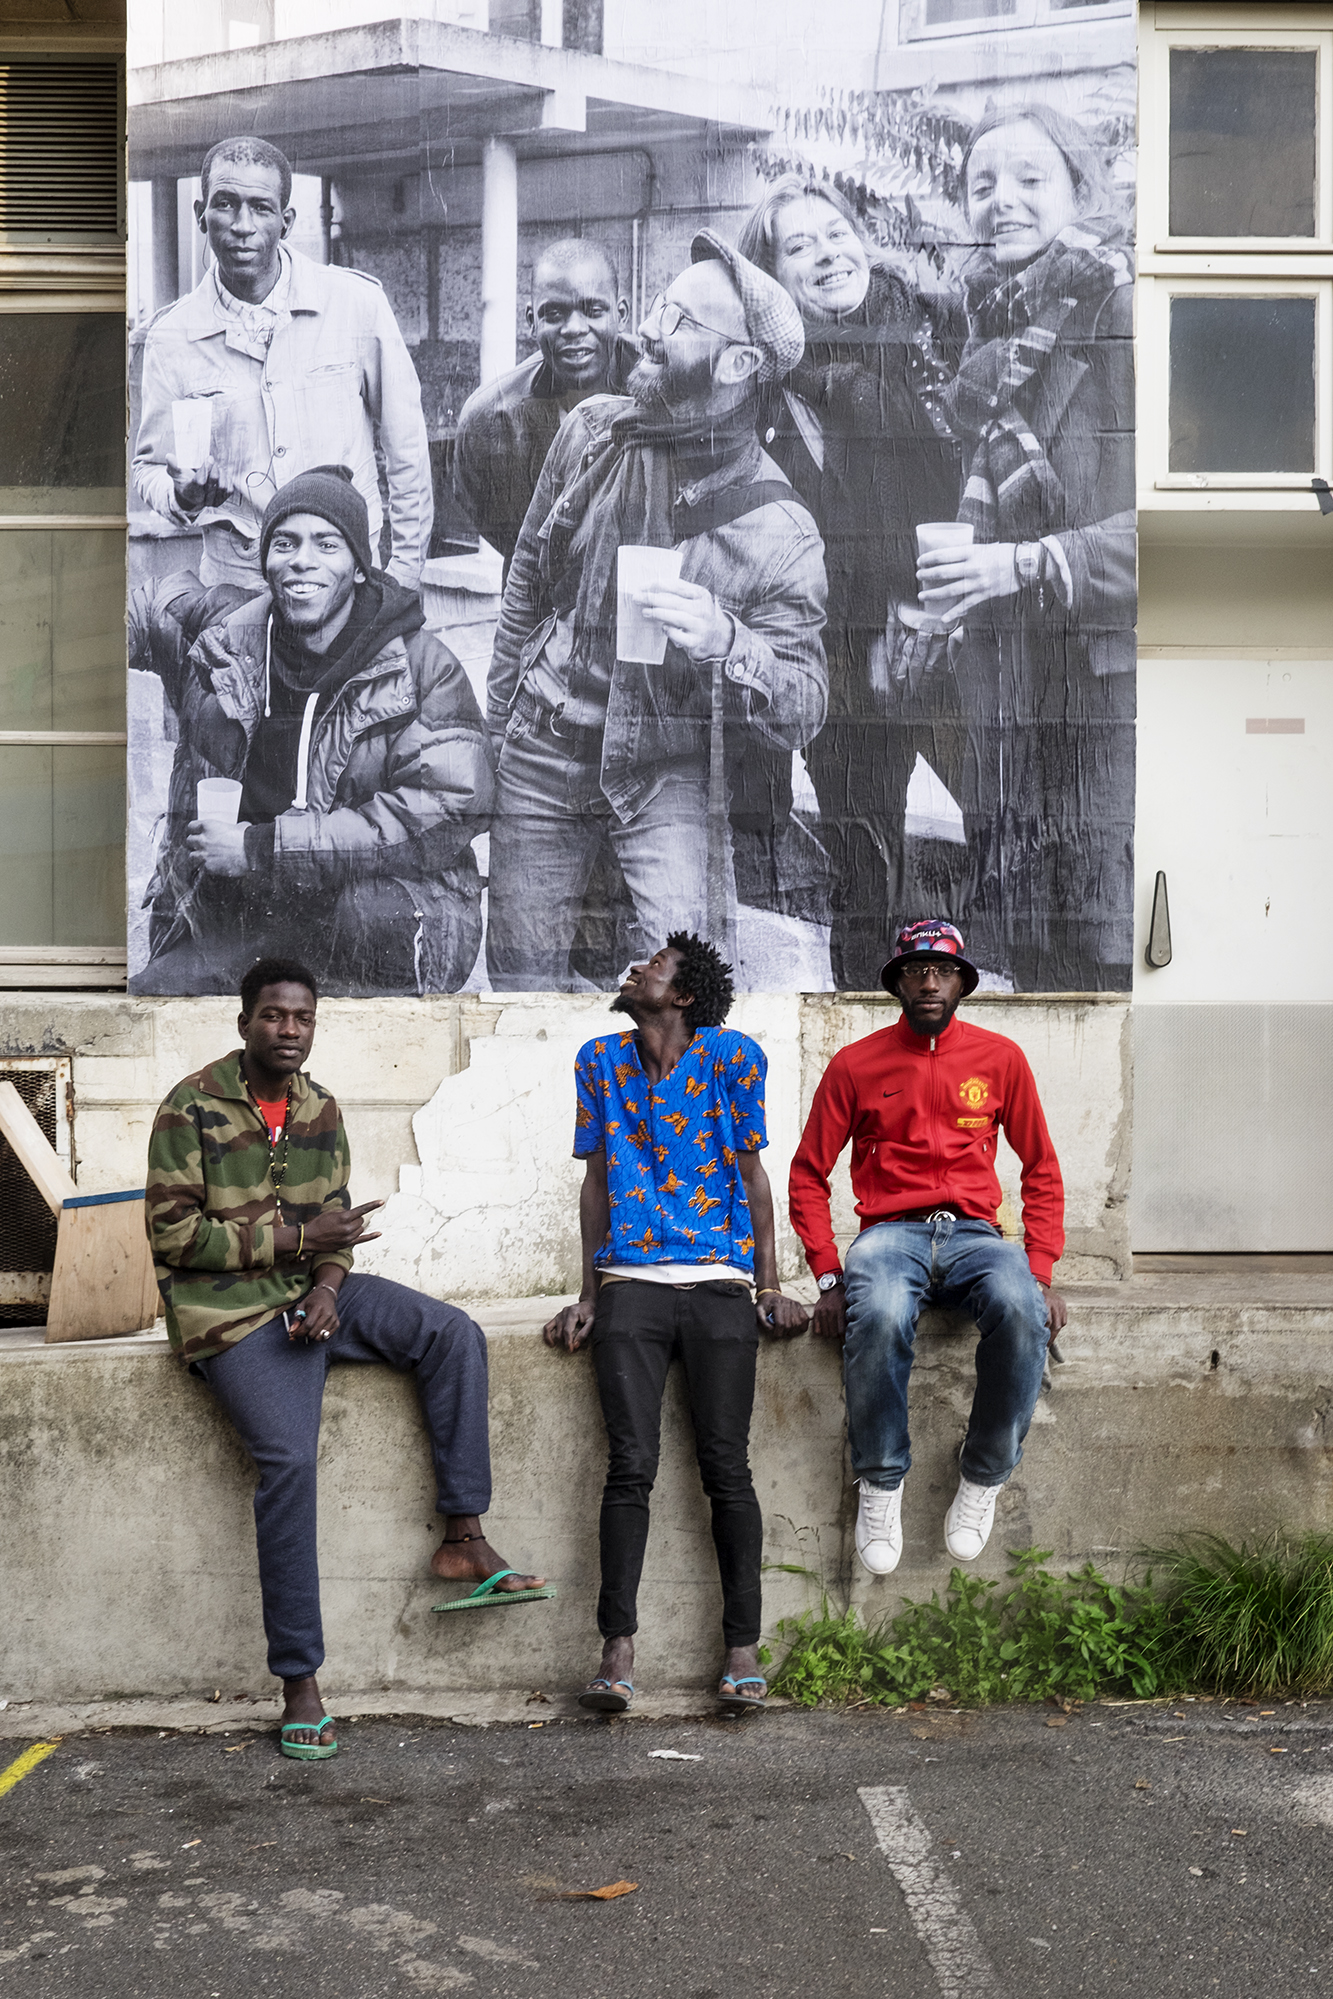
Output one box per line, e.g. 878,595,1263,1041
756,1287,782,1299
310,1282,339,1300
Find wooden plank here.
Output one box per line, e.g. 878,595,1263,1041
0,1079,77,1215
45,1199,159,1344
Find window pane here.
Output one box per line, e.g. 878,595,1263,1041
924,0,1017,21
0,747,125,947
1170,48,1316,237
0,315,125,513
1169,296,1316,473
0,531,125,731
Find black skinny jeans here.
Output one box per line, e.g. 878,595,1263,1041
589,1277,763,1648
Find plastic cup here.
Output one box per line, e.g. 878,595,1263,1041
915,521,975,628
617,546,683,665
915,521,975,557
172,398,214,473
196,777,243,824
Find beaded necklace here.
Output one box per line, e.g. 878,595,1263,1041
243,1067,294,1213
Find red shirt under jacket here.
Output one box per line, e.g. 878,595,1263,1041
788,1013,1065,1285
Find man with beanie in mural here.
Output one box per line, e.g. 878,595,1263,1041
788,920,1067,1572
484,230,828,989
138,464,492,996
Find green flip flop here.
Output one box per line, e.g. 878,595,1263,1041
279,1713,338,1760
433,1568,556,1613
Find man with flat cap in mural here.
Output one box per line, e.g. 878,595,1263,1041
454,236,637,576
789,919,1067,1574
133,136,432,590
484,230,828,990
137,465,491,997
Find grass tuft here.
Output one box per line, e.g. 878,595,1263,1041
1145,1532,1333,1697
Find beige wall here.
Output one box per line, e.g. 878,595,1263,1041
1,990,1130,1306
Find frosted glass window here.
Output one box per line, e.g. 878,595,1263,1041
924,0,1017,21
0,314,125,513
0,531,126,732
1169,296,1316,473
0,747,125,948
1170,48,1317,237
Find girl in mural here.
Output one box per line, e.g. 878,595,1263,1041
736,177,963,990
913,102,1137,992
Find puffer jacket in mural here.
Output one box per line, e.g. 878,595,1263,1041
138,576,494,992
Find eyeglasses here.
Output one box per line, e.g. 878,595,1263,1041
645,294,745,345
897,960,962,984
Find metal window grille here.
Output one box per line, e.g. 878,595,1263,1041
0,59,122,237
0,1059,72,1324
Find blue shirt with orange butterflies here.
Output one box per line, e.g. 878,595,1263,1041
573,1027,768,1276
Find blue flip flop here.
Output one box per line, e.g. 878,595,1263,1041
718,1675,767,1713
578,1677,634,1714
433,1569,556,1613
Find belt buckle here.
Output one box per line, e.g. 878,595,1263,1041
926,1207,954,1225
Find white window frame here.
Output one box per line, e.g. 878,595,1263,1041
1139,14,1332,253
0,36,127,988
1140,3,1333,513
899,0,1130,42
1139,275,1330,490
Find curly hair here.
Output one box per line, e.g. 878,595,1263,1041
240,958,318,1018
666,931,735,1032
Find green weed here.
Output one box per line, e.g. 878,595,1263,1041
769,1549,1172,1707
1145,1532,1333,1697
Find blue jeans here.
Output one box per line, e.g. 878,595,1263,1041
486,696,732,990
842,1216,1050,1492
196,1274,492,1681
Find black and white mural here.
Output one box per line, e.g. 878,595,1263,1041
126,1,1135,997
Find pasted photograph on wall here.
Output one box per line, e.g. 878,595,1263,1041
125,0,1136,999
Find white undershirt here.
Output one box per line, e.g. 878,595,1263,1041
601,1262,753,1287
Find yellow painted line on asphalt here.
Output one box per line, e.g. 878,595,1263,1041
0,1740,61,1798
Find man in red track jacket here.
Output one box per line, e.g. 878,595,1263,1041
789,919,1067,1574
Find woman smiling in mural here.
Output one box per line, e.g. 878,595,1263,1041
736,177,962,990
916,103,1137,992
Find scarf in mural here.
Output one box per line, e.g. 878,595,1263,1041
944,225,1132,544
537,396,758,676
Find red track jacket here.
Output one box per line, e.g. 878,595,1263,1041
788,1013,1065,1285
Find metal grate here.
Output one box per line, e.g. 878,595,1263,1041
0,1065,62,1323
0,60,121,236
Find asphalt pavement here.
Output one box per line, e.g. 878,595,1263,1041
3,1698,1333,1998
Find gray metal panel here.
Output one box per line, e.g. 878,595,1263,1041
1131,1005,1333,1252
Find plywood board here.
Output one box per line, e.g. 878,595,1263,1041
45,1197,160,1344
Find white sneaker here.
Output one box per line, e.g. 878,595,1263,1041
944,1477,1005,1561
855,1479,904,1576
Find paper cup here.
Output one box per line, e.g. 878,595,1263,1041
915,522,975,557
172,398,214,473
196,777,243,824
617,545,683,665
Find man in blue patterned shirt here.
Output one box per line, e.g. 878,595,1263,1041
545,931,808,1715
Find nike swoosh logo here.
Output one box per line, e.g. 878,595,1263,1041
882,1090,902,1098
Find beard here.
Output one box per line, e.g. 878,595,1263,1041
628,346,717,414
609,991,634,1017
899,990,963,1037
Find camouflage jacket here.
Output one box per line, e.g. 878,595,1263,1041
146,1051,355,1363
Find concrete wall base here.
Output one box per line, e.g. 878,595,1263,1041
4,1274,1332,1703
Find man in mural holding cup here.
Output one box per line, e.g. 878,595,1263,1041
132,136,432,591
136,465,491,996
483,230,828,989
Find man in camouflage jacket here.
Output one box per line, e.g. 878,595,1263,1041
146,957,545,1756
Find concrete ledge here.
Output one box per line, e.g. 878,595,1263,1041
4,1276,1333,1704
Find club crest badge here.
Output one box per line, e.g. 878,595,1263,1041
959,1076,990,1113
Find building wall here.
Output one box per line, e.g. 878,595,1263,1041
0,990,1129,1308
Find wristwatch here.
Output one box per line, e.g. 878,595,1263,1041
817,1271,844,1293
